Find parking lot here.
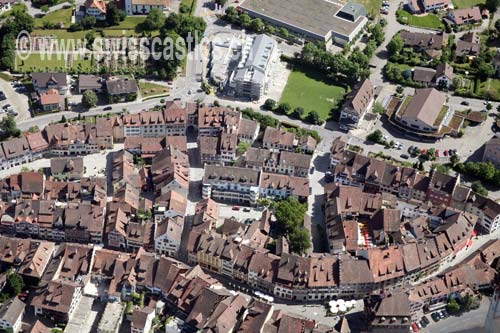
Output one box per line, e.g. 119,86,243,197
217,204,266,226
413,297,491,333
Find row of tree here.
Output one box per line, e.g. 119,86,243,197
263,99,324,125
454,161,500,187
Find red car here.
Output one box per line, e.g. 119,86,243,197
232,206,240,211
412,323,419,332
444,150,448,156
436,150,440,157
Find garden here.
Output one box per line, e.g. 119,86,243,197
396,9,445,30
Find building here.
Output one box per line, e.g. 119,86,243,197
78,74,104,93
482,136,500,168
85,0,106,20
203,165,260,205
154,216,184,257
0,298,25,333
408,0,452,13
2,137,32,167
394,88,449,133
229,34,278,100
130,307,155,333
399,31,447,59
31,281,83,323
435,63,454,88
124,0,169,15
40,88,61,112
466,194,500,234
239,0,368,47
97,302,124,333
339,79,374,130
50,157,84,180
32,72,68,95
262,127,295,152
367,292,413,333
455,32,481,58
448,7,482,26
427,170,458,207
106,77,138,103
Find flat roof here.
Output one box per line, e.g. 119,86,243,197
240,0,367,39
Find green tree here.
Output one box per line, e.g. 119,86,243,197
5,273,24,296
80,15,96,29
263,99,277,110
307,110,322,125
250,18,265,32
224,7,239,23
106,1,125,26
292,107,305,119
288,228,312,254
237,141,251,154
277,102,291,114
387,34,404,55
370,23,385,46
273,197,307,235
60,115,67,123
486,0,500,11
85,31,95,49
279,27,289,38
238,13,252,28
472,180,489,196
142,8,165,31
450,154,460,166
265,25,275,34
373,102,385,114
367,129,383,143
447,299,461,314
0,115,21,141
82,90,98,108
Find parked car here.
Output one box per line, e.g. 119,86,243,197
243,208,250,212
431,312,441,322
438,310,445,319
441,310,449,318
444,150,448,156
421,316,430,326
232,206,240,211
412,322,419,332
310,166,315,174
400,154,409,159
103,106,112,111
461,101,469,106
436,150,440,157
2,104,11,109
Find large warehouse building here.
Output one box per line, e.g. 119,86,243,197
239,0,368,46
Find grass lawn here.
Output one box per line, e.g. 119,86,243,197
357,0,382,17
279,67,346,121
110,16,147,30
34,7,73,28
0,73,12,82
139,81,170,97
32,29,89,40
478,79,500,100
452,0,485,8
15,53,93,72
396,9,444,30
